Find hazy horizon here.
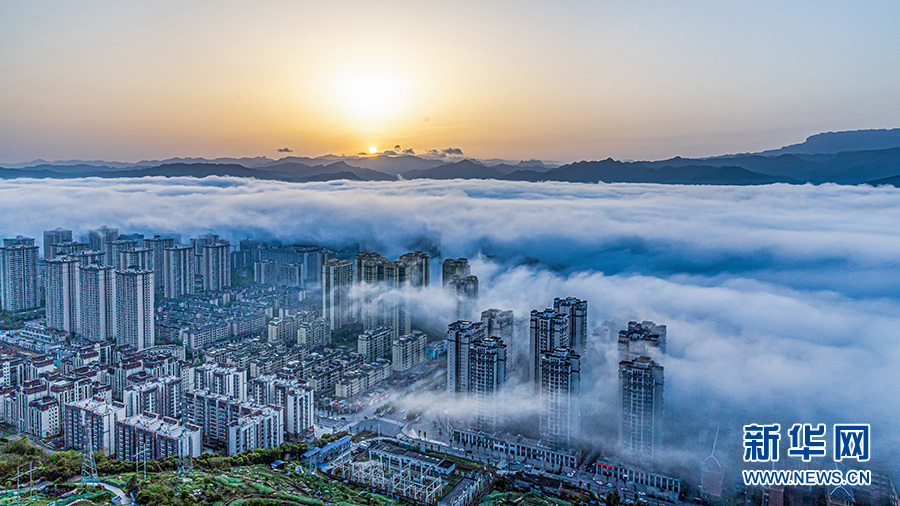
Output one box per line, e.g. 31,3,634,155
3,1,899,164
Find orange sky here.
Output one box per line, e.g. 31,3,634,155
1,1,898,163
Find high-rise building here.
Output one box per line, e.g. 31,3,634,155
122,376,184,418
354,252,386,328
119,233,145,243
143,236,175,294
469,336,507,431
190,233,219,273
247,374,314,440
529,308,569,385
450,275,479,321
115,268,155,350
267,316,300,344
619,356,664,459
201,241,231,292
256,245,331,286
382,260,410,339
297,317,330,350
446,320,485,395
0,236,40,312
107,239,137,270
62,397,126,456
539,347,580,446
48,241,88,261
78,264,116,342
354,252,411,338
446,321,507,431
358,327,393,360
618,321,667,362
45,256,80,335
354,252,387,284
254,260,302,287
481,308,514,344
115,412,201,461
43,228,73,260
163,245,195,298
192,363,248,402
398,251,430,287
322,259,353,331
121,247,152,271
87,226,118,253
183,390,283,454
553,297,588,353
76,249,106,266
442,258,470,286
392,331,427,373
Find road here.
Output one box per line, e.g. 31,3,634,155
68,477,132,506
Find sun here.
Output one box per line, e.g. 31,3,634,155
334,71,407,124
368,146,378,155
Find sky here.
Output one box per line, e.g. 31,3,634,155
2,1,899,163
1,176,898,471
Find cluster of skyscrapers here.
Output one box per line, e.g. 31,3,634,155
1,227,673,473
321,251,476,335
1,228,235,350
443,294,668,465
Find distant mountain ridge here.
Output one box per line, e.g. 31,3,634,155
3,128,900,186
756,128,900,156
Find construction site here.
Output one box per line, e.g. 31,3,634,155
334,439,492,506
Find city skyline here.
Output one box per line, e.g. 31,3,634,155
0,1,897,503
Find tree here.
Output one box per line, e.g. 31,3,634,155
607,490,622,506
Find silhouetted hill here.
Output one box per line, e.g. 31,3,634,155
3,128,900,185
401,159,505,180
297,171,365,182
507,159,794,184
0,167,72,179
111,163,268,178
7,163,121,175
339,155,445,176
758,129,900,156
317,162,395,181
865,174,900,187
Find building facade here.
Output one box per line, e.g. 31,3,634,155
539,347,580,446
619,356,664,459
115,268,155,350
0,237,40,312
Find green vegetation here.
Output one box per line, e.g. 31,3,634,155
113,464,403,506
231,267,253,288
0,437,311,488
0,434,603,506
0,309,25,330
313,431,348,448
331,323,364,348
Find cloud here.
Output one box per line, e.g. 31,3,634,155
381,150,398,156
277,147,293,153
0,177,898,471
423,147,464,158
402,148,415,155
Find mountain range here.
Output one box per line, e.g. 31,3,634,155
3,128,900,186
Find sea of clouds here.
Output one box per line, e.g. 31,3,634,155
1,176,897,470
